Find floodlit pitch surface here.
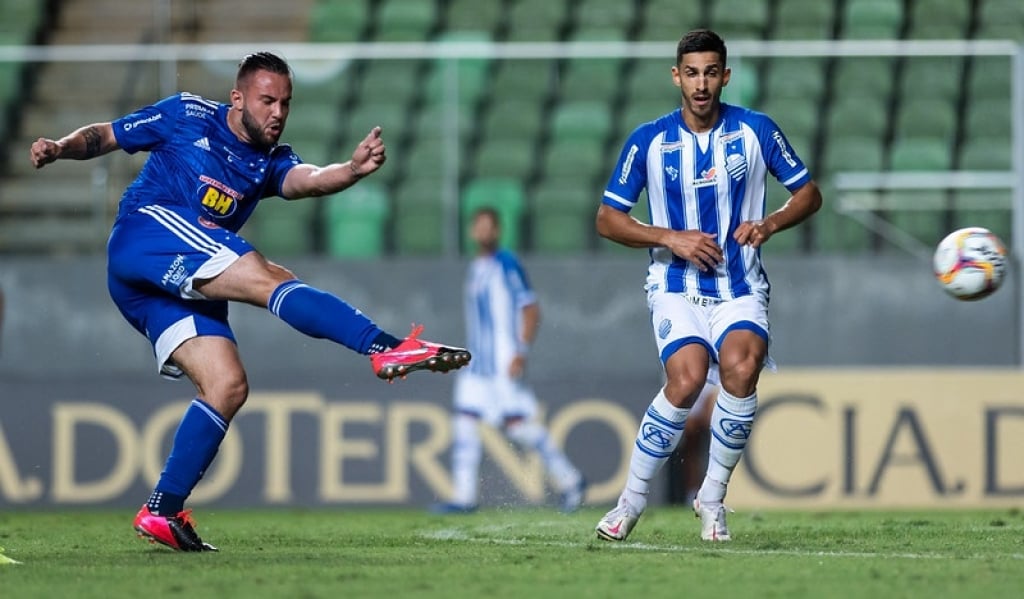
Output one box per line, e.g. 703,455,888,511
1,508,1022,597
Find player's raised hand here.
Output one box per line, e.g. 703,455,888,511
349,126,386,178
733,219,777,248
30,138,61,169
663,230,723,272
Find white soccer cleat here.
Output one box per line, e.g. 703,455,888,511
693,498,731,541
595,502,641,542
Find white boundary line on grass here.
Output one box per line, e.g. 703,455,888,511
420,529,1024,562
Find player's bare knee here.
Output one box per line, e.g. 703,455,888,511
719,356,761,396
201,373,249,419
663,376,706,408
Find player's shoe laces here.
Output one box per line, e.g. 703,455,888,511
595,500,642,541
693,498,732,541
370,324,471,382
560,478,587,514
133,505,218,552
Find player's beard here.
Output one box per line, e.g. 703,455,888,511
241,108,279,149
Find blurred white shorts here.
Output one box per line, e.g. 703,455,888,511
454,372,539,427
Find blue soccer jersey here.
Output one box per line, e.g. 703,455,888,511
463,249,537,378
112,92,301,232
603,104,811,301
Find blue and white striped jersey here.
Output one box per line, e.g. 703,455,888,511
463,249,537,378
112,93,301,233
602,104,811,300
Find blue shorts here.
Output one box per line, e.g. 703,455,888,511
107,204,255,378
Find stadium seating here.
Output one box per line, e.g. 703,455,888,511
461,178,526,251
308,1,369,42
325,181,390,258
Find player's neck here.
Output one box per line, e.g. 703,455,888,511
681,105,720,133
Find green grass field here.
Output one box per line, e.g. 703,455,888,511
2,507,1023,598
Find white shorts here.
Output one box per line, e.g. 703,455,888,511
648,289,776,385
453,372,539,427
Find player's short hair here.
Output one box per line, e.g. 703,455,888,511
236,52,292,86
676,29,727,67
472,206,501,227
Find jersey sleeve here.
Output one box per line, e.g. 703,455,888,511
755,114,811,192
111,94,181,154
497,251,537,309
602,125,652,213
265,144,303,199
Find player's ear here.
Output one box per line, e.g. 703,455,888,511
721,67,731,87
230,88,243,110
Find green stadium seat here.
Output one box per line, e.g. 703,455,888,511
977,0,1024,40
491,60,555,101
574,0,636,32
325,182,390,258
906,0,969,39
393,178,445,254
964,97,1011,141
626,59,683,107
758,98,816,158
967,57,1012,100
506,0,568,41
445,0,502,33
560,58,624,103
461,178,526,251
473,137,536,179
357,61,421,107
308,1,369,42
959,137,1012,170
826,95,888,140
414,102,474,145
889,138,953,171
374,0,436,42
482,99,545,142
900,58,960,102
531,179,597,253
424,31,492,111
762,58,826,102
639,0,704,41
843,0,903,39
772,0,834,40
832,57,897,101
710,0,770,39
551,101,614,143
720,58,761,106
619,99,677,135
823,136,885,174
541,138,608,183
894,98,957,140
248,199,316,257
0,0,41,39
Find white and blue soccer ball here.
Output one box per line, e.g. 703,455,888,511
933,227,1008,301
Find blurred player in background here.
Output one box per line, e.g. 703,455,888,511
594,29,821,542
29,52,470,552
434,207,586,514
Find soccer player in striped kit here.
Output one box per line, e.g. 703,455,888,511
30,52,470,551
595,30,821,542
435,207,585,513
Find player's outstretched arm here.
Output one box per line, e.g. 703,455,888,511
281,126,387,199
733,180,823,248
30,123,119,169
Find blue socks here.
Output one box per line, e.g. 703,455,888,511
148,399,228,516
267,280,397,355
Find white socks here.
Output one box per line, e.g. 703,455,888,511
698,388,758,506
621,390,689,514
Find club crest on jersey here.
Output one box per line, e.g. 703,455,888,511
198,175,242,217
725,153,746,180
692,167,717,188
664,165,679,181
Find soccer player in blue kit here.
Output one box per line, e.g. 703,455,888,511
594,30,821,542
29,52,470,551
